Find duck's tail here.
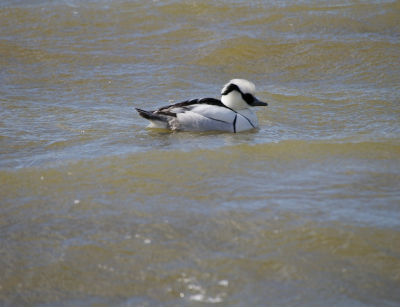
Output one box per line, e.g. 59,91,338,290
135,108,170,129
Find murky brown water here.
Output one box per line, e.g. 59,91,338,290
1,0,400,306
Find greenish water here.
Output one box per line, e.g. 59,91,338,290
1,0,399,306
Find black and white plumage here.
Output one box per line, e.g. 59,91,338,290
135,79,268,133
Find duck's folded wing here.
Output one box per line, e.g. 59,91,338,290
185,104,235,123
151,98,241,132
172,104,236,132
176,111,234,132
183,106,258,133
156,98,236,122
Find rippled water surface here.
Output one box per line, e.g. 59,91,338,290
1,0,400,306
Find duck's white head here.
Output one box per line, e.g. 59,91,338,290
220,79,268,110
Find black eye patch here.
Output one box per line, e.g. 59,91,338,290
222,83,254,105
242,93,254,105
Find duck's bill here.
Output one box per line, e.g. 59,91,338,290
251,98,268,106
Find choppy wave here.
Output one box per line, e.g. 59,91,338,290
1,0,399,306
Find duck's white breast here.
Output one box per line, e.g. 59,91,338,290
236,109,259,132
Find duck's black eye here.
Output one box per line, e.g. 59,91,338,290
242,93,254,105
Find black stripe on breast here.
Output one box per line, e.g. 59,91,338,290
239,113,255,128
233,114,237,133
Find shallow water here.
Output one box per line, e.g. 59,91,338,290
1,0,400,306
